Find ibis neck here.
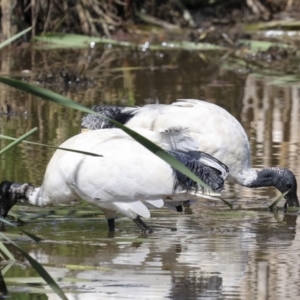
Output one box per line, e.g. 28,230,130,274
11,183,48,206
234,168,258,186
10,183,34,202
27,187,45,206
246,167,283,189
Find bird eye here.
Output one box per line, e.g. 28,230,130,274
287,183,292,189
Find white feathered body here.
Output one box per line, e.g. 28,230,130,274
29,128,218,220
123,100,256,185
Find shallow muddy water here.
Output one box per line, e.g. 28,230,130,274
0,45,300,299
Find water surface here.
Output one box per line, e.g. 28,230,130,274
0,45,299,299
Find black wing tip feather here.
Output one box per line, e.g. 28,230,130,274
81,105,135,130
199,151,229,174
168,151,226,193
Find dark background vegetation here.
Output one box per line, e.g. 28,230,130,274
1,0,299,42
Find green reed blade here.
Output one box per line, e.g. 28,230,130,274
0,232,68,300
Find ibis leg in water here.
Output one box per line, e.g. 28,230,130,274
133,217,153,234
107,219,115,232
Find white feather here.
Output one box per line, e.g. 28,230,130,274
159,128,199,152
114,201,150,219
124,99,252,184
144,199,164,208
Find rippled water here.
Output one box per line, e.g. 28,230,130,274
0,46,299,299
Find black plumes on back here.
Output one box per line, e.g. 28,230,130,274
81,106,135,130
168,151,225,193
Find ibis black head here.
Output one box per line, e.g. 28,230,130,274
249,167,299,207
0,181,21,218
276,168,299,207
